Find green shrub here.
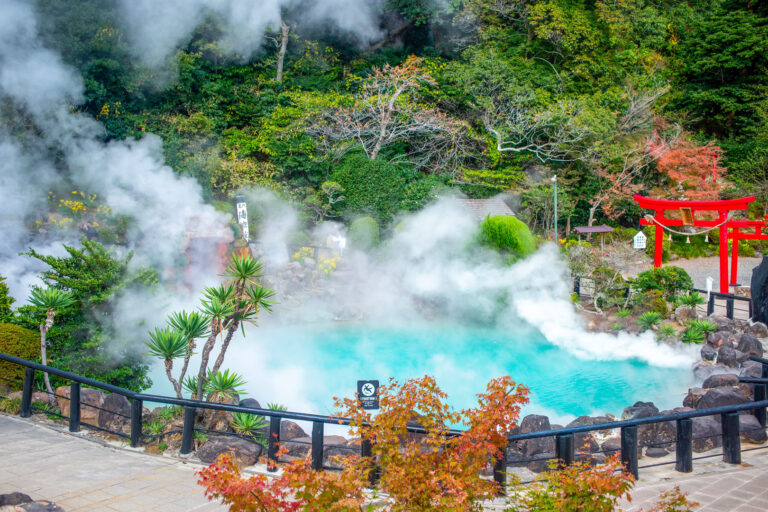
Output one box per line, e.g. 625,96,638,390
657,325,677,339
689,319,717,334
330,154,411,223
0,323,40,390
349,217,380,250
479,216,536,260
632,266,694,299
0,276,15,323
610,322,625,331
637,311,662,331
634,289,668,317
0,397,21,414
616,308,631,319
681,324,706,344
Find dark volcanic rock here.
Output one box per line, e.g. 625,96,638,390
700,345,717,361
645,447,668,458
514,415,554,457
622,402,674,448
280,420,307,441
716,346,748,368
565,416,611,452
693,363,737,382
740,415,768,444
702,373,740,388
737,333,764,357
748,322,768,338
97,393,132,434
692,416,722,452
0,493,32,506
697,387,751,410
197,435,262,466
239,398,262,409
283,436,311,458
683,388,707,409
526,452,556,473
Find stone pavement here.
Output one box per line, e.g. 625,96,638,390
4,412,768,511
0,414,225,511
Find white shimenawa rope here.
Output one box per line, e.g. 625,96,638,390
643,213,732,237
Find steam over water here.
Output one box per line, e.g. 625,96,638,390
0,0,696,419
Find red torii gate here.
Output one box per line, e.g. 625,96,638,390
729,217,768,286
634,195,755,294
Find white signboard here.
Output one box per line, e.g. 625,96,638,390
633,231,647,249
235,198,250,241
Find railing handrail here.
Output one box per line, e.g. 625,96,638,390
0,352,461,434
508,399,768,441
693,288,751,302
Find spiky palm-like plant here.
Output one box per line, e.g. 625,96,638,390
678,292,705,317
166,310,209,398
195,254,275,401
146,327,188,397
204,369,247,402
636,311,662,331
28,287,74,394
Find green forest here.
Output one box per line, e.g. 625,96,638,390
33,0,768,233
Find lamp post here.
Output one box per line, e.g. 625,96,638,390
551,175,558,244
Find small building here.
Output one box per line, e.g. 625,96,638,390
458,197,515,222
573,224,614,249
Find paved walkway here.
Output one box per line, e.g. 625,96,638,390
3,413,768,511
0,414,224,511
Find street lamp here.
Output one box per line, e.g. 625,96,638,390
551,175,558,244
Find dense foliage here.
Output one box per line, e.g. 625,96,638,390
0,323,40,389
14,239,157,391
480,216,536,260
29,0,768,234
631,266,694,299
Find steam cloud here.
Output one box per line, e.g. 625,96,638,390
119,0,385,68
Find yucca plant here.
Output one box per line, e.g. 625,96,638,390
204,369,247,402
28,287,75,394
195,254,276,400
616,308,631,319
610,322,624,331
657,325,677,340
678,292,705,316
146,327,188,397
681,324,706,344
232,412,269,447
689,319,717,334
637,311,662,331
182,375,199,398
164,310,209,398
267,402,288,411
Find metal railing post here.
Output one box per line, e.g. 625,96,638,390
621,425,639,479
361,437,378,487
754,382,767,427
555,433,574,466
675,418,692,473
494,448,507,495
726,298,734,319
180,406,195,455
310,421,324,471
722,412,741,464
267,416,281,472
69,381,81,432
130,398,143,448
573,278,581,297
707,294,715,316
20,367,35,418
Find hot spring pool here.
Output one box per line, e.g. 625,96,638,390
150,322,695,423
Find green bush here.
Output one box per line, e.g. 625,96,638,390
0,276,14,323
479,216,536,260
349,217,380,250
330,154,410,223
681,324,706,344
0,323,39,390
637,311,662,331
632,266,694,299
633,290,668,317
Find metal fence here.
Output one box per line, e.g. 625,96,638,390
2,352,768,487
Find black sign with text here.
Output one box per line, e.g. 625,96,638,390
357,380,379,410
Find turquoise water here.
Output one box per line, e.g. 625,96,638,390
200,322,694,423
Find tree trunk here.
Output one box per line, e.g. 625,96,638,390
195,326,220,400
165,360,181,398
39,311,55,395
211,320,240,377
586,201,601,241
275,21,290,83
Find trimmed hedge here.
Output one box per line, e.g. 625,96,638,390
479,216,536,259
349,217,380,250
0,323,39,390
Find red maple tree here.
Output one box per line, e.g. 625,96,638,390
647,134,726,200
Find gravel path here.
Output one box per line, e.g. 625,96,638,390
670,256,764,290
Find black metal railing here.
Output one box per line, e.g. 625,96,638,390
3,351,768,486
693,288,752,320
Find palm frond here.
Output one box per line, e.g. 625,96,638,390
168,310,209,341
146,327,189,360
28,287,75,312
